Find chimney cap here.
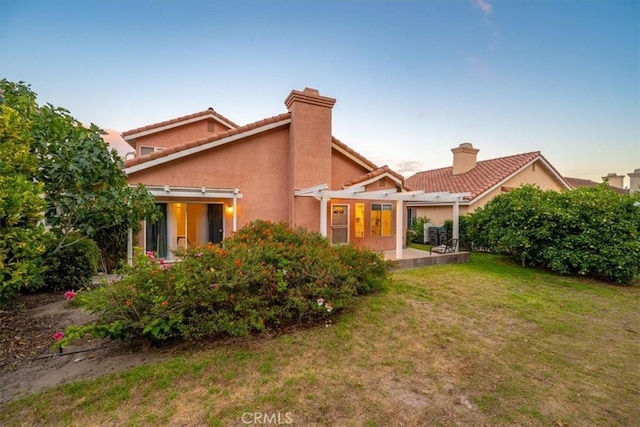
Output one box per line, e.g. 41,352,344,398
284,87,336,110
451,142,480,154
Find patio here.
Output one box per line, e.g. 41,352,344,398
383,248,471,269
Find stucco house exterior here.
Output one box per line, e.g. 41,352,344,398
405,143,572,225
123,88,462,260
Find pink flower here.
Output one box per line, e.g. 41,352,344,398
64,290,76,300
210,283,219,289
52,331,65,341
316,298,325,306
146,251,155,260
195,252,203,258
161,264,170,270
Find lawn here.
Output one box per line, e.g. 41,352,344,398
1,253,638,426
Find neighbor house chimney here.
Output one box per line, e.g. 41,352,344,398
452,143,479,175
603,172,624,189
628,169,640,194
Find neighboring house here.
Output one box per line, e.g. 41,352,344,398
405,143,572,225
564,175,630,195
123,88,463,259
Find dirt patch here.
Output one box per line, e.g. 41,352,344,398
0,293,171,405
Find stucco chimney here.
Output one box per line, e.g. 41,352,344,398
285,87,336,229
603,172,624,189
451,143,480,175
628,169,640,194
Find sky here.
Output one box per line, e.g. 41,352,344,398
1,0,638,186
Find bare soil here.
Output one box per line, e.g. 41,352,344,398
0,293,171,405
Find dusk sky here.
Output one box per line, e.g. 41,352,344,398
1,0,638,185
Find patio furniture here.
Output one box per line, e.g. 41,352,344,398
430,238,459,254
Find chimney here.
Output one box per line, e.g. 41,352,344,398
285,87,336,229
451,143,479,175
628,169,640,194
603,172,624,189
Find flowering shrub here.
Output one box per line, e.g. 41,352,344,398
63,220,390,345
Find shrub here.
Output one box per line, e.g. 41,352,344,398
465,184,640,284
61,220,391,346
443,216,473,250
40,233,100,292
406,216,430,244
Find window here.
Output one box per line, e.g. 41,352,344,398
140,146,164,156
355,203,365,237
371,203,392,236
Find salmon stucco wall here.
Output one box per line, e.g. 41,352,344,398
331,150,371,187
127,126,291,230
130,120,232,155
285,88,336,231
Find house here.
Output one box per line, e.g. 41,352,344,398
405,143,572,225
122,88,466,260
565,172,636,195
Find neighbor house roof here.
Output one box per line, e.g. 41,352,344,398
122,108,240,144
565,177,629,194
406,151,570,202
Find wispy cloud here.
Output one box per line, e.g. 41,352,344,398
393,161,424,176
473,0,492,15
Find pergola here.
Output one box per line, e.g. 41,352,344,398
294,184,470,259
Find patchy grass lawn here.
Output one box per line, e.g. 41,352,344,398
1,253,638,426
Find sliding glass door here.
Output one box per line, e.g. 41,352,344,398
145,202,224,258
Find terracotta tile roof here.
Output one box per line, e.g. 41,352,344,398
331,137,407,189
122,108,240,138
405,151,545,201
343,165,407,189
565,176,599,188
331,136,379,171
565,177,629,194
124,113,291,168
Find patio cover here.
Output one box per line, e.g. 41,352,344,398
295,184,470,259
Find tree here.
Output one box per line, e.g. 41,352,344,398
0,82,48,301
0,79,158,292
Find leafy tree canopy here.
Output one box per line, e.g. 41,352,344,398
1,79,157,278
0,81,48,297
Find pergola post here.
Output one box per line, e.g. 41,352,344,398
452,199,460,252
395,198,403,259
320,196,328,237
232,191,238,232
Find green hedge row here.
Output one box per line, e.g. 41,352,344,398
464,184,640,284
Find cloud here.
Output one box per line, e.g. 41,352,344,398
393,161,424,176
473,0,492,15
